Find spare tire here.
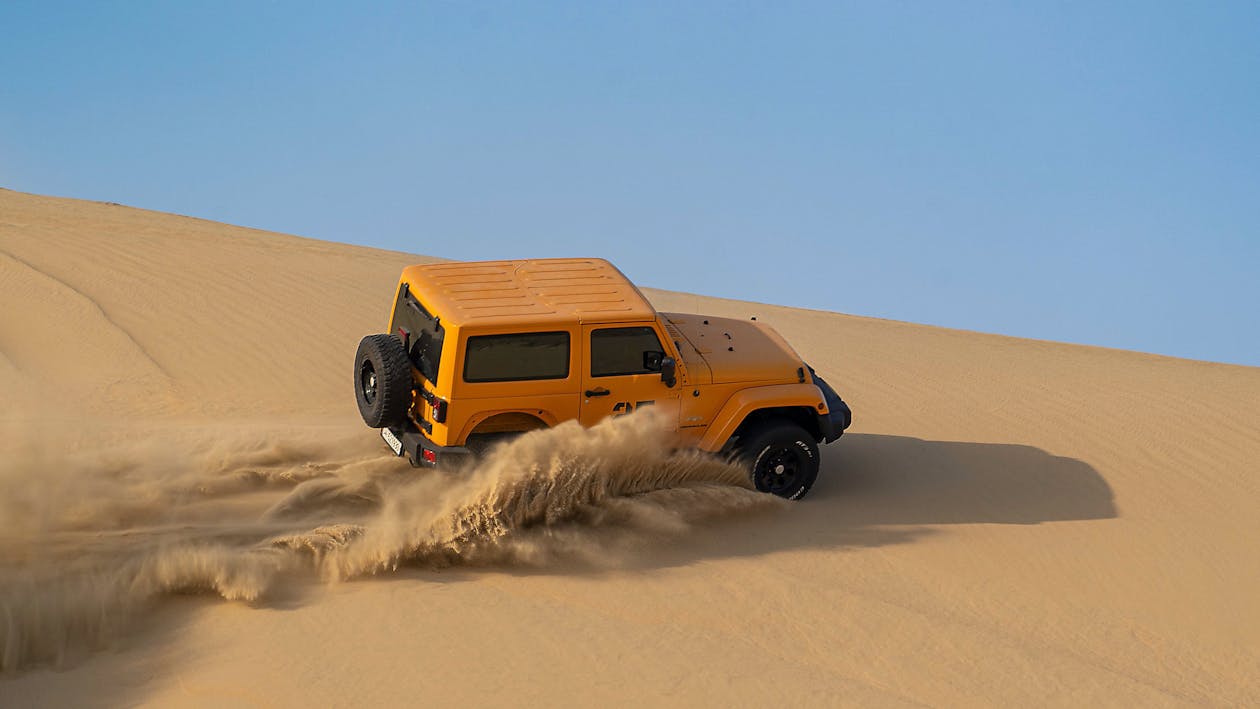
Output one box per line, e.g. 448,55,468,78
354,334,413,428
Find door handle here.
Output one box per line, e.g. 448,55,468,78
584,387,611,397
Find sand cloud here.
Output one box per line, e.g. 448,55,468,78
0,411,775,671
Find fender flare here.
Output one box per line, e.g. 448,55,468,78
455,409,557,444
697,382,828,452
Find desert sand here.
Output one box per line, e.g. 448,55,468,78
1,187,1258,707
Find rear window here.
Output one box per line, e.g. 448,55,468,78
391,284,444,384
591,326,664,377
463,332,570,383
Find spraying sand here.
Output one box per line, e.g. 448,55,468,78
1,411,772,671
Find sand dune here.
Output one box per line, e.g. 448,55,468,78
2,187,1258,706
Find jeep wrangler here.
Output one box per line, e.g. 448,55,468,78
353,258,851,499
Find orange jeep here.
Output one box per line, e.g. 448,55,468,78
353,258,851,499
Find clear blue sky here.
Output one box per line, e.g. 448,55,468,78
2,2,1257,365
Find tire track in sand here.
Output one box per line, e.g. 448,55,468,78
0,246,171,379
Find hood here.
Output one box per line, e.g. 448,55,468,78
660,313,805,385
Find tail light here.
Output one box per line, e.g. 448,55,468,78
421,448,437,464
416,387,448,424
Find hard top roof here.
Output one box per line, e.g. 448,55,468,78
400,258,657,328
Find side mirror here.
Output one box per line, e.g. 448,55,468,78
643,350,664,372
660,357,677,388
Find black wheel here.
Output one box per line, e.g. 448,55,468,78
464,432,521,458
738,422,820,500
354,334,413,428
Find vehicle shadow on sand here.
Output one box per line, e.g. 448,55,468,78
395,432,1119,579
613,432,1118,570
813,433,1116,525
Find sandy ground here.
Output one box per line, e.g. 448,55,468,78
1,187,1258,707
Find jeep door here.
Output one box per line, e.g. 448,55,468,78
578,324,681,428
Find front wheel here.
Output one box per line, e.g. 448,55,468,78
738,422,820,500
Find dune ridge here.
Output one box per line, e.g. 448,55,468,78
2,188,1259,706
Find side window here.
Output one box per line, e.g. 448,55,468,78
591,327,665,377
463,332,570,383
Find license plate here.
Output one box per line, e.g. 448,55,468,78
381,427,403,456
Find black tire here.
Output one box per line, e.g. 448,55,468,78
354,334,413,428
738,422,820,500
464,432,520,458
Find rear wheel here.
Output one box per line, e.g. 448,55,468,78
738,422,820,500
465,432,521,457
354,334,413,428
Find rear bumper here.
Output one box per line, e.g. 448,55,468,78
810,369,852,444
385,424,470,467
